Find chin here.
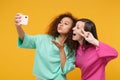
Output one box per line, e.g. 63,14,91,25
72,37,77,41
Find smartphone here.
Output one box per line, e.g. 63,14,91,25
20,14,28,25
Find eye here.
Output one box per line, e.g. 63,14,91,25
65,22,68,25
59,21,61,23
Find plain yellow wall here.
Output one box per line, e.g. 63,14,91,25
0,0,120,80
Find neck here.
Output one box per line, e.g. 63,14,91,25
78,39,84,45
58,34,67,44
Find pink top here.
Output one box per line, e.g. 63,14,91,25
75,42,118,80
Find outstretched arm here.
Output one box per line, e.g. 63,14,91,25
15,13,25,40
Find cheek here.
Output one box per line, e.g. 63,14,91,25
75,33,82,38
63,25,71,31
67,25,72,30
57,24,60,28
65,27,72,33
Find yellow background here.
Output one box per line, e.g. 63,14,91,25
0,0,120,80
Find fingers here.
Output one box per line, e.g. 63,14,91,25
52,40,64,49
78,28,86,37
81,28,87,34
15,13,22,20
80,29,90,38
15,13,22,26
85,32,90,38
51,40,58,45
52,40,60,46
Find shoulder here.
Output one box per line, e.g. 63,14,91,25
37,34,53,38
35,34,54,41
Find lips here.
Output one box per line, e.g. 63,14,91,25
58,27,61,30
73,31,76,36
72,33,77,40
73,33,76,36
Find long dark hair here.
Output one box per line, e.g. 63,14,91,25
78,18,98,49
47,12,78,54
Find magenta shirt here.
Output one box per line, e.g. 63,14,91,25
75,42,118,80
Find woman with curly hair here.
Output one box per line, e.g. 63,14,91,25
15,12,78,80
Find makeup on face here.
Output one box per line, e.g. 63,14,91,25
57,17,73,34
72,21,85,41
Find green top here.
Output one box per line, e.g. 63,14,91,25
18,34,75,80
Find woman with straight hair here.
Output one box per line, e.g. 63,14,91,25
72,18,118,80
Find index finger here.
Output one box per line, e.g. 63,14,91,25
81,28,86,34
16,13,22,16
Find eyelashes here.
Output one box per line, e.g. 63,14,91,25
59,21,69,25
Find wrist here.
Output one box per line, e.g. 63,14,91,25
59,47,64,52
16,24,22,27
92,39,99,46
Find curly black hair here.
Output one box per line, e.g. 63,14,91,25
47,12,78,54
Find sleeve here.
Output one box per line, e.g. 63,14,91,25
96,42,118,62
60,50,75,75
18,33,38,49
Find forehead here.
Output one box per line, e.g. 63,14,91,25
76,21,85,26
61,17,73,23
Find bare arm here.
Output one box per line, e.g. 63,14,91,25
52,40,66,69
59,47,66,69
15,13,25,40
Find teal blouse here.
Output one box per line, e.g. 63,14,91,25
18,34,75,80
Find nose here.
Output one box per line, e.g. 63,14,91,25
59,22,63,26
72,27,76,30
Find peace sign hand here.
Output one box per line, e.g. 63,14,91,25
79,29,99,46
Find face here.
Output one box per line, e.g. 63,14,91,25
72,21,85,41
57,17,73,35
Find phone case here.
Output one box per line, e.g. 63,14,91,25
20,15,28,25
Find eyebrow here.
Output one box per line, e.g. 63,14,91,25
61,20,70,24
65,21,70,23
61,19,72,24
